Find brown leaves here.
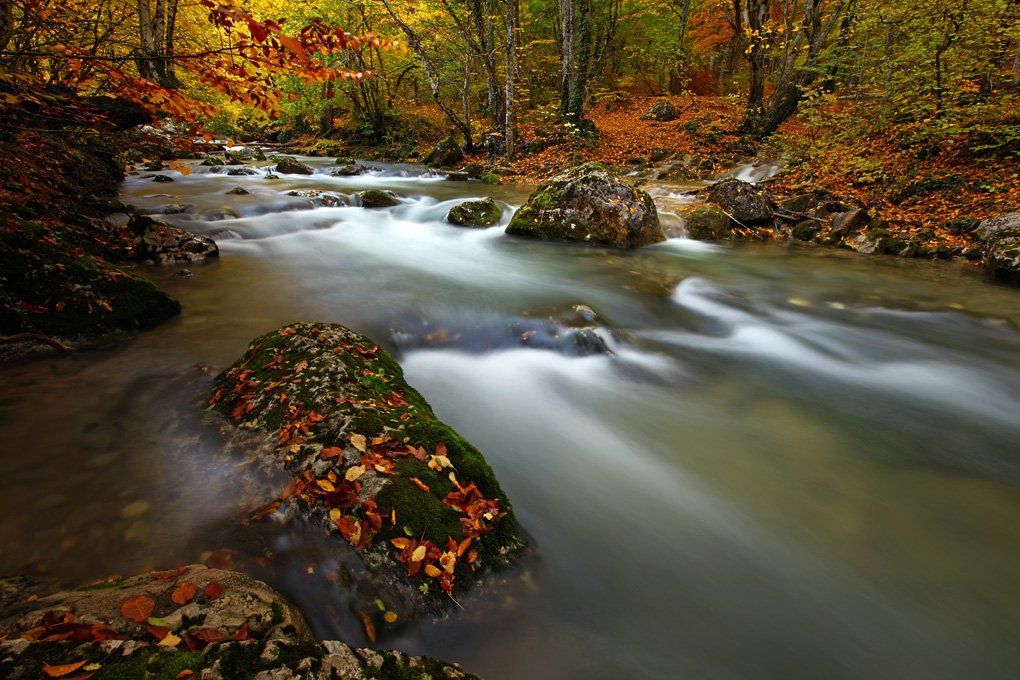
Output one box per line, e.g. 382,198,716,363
171,582,197,606
119,595,154,622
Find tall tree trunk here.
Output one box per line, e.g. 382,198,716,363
566,0,592,121
505,0,518,158
136,0,158,80
0,0,14,55
470,0,504,128
559,0,575,117
163,0,180,86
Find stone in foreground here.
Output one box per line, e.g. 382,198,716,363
0,565,477,679
976,212,1020,281
447,198,502,227
506,162,665,247
210,323,526,631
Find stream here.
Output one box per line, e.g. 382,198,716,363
2,156,1020,678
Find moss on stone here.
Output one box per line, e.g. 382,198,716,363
447,198,502,227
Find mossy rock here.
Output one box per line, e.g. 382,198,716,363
275,157,314,175
480,171,500,185
210,323,526,623
447,198,502,227
506,162,665,248
0,225,180,340
424,137,463,168
641,100,679,122
359,189,400,208
682,204,730,240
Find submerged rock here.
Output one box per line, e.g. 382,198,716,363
209,323,526,627
275,157,315,175
359,189,400,208
683,204,731,240
226,167,258,176
225,186,249,195
285,190,347,208
506,162,664,248
704,178,775,224
0,565,477,679
447,198,502,227
151,174,174,182
201,155,225,167
331,163,366,177
128,215,219,265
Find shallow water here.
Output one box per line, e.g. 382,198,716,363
2,157,1020,679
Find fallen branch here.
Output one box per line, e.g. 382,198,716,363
0,333,73,351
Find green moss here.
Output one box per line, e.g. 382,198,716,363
270,601,284,626
0,228,180,338
480,171,500,185
94,650,203,680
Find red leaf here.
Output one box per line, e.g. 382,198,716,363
119,595,155,622
171,582,197,606
203,581,224,600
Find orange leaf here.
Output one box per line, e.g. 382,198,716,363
120,595,155,622
42,661,86,677
359,612,376,643
171,582,197,606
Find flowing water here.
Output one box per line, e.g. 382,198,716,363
2,157,1020,679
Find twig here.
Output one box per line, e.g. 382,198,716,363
0,333,73,351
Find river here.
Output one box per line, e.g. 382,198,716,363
1,156,1019,679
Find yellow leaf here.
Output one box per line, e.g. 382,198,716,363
383,610,398,623
350,434,367,451
345,465,365,481
411,545,427,562
424,564,441,578
159,632,182,647
316,479,336,492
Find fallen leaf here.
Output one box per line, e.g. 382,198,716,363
159,631,182,647
120,595,155,622
172,582,198,606
204,582,224,600
359,612,376,643
316,479,336,492
350,434,367,451
411,545,427,562
345,465,365,482
321,446,343,459
383,611,398,623
424,564,442,578
42,661,86,677
410,477,430,492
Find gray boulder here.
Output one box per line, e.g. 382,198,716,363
359,189,400,208
506,162,664,248
684,204,732,240
977,213,1020,281
425,136,463,167
642,100,679,122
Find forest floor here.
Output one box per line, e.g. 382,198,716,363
490,94,1018,255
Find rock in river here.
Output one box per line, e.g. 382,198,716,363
705,178,776,225
209,323,526,628
275,156,315,175
506,162,665,248
447,198,502,227
976,212,1020,281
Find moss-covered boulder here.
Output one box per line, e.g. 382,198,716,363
0,565,478,679
424,137,463,168
209,323,526,628
275,157,314,175
506,162,665,248
641,100,679,122
359,189,400,209
683,204,731,240
0,223,181,342
980,217,1020,282
447,198,502,227
705,178,776,225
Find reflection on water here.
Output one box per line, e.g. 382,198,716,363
1,157,1019,679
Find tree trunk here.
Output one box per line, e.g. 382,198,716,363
566,0,592,121
0,0,14,54
136,0,158,80
559,0,575,117
505,0,518,158
470,0,504,128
